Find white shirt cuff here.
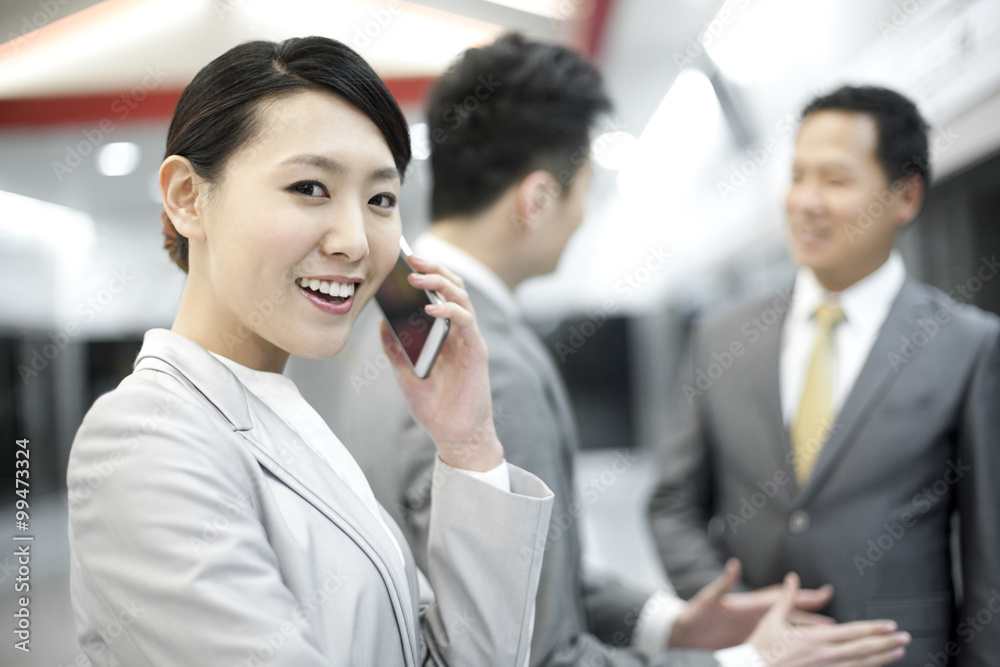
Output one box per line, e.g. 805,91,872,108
715,644,765,666
445,458,511,493
632,589,686,656
632,591,763,665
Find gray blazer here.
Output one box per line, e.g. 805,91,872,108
341,282,718,667
648,278,1000,665
67,328,553,667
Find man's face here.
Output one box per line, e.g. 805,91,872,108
785,110,917,292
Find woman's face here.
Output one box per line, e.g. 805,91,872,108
184,90,402,371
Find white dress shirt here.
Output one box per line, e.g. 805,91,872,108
781,252,907,425
211,352,512,572
415,232,759,665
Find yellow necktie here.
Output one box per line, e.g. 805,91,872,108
791,302,845,484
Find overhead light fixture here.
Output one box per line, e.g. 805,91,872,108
97,142,141,176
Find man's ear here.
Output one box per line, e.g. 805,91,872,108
512,170,559,235
893,174,925,228
160,155,208,241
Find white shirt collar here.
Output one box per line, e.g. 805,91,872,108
209,351,299,397
413,231,522,319
789,251,906,336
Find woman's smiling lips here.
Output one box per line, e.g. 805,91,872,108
295,276,362,315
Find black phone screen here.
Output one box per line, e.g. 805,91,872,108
374,254,436,365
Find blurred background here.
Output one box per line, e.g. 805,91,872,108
1,0,998,663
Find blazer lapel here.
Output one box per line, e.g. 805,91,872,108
798,279,929,504
750,303,795,487
238,416,419,663
134,329,418,665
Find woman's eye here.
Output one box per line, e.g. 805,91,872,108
369,193,397,210
290,181,328,198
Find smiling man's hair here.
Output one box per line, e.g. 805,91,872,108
801,85,930,190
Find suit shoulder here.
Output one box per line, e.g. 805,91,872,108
69,369,251,491
692,287,794,337
908,280,1000,339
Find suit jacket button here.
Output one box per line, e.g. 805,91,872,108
788,510,810,535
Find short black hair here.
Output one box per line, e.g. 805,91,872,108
801,85,930,189
427,33,612,221
162,37,410,272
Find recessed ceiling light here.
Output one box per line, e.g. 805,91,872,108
97,142,141,176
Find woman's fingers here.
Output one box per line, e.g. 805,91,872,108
405,258,484,349
408,267,473,313
406,253,464,287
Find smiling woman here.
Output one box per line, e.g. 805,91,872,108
65,36,553,667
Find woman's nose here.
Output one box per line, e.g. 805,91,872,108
319,203,369,261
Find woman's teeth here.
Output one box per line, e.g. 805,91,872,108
296,278,355,299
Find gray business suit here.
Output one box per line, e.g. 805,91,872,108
67,328,553,666
343,277,719,667
648,278,1000,665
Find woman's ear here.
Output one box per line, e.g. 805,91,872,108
512,170,559,235
160,155,208,240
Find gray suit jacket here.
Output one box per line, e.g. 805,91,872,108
648,278,1000,665
343,280,718,667
67,328,553,666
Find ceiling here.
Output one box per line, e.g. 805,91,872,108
0,0,725,222
0,0,730,334
4,0,998,331
0,0,589,99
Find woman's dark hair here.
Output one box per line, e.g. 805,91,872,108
162,37,411,272
801,85,930,190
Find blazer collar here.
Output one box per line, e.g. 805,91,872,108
133,328,419,664
135,328,255,430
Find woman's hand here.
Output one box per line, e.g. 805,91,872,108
380,254,503,472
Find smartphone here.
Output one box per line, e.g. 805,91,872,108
374,238,450,378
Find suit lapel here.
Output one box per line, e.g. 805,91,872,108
798,279,929,504
750,302,795,487
134,329,417,665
